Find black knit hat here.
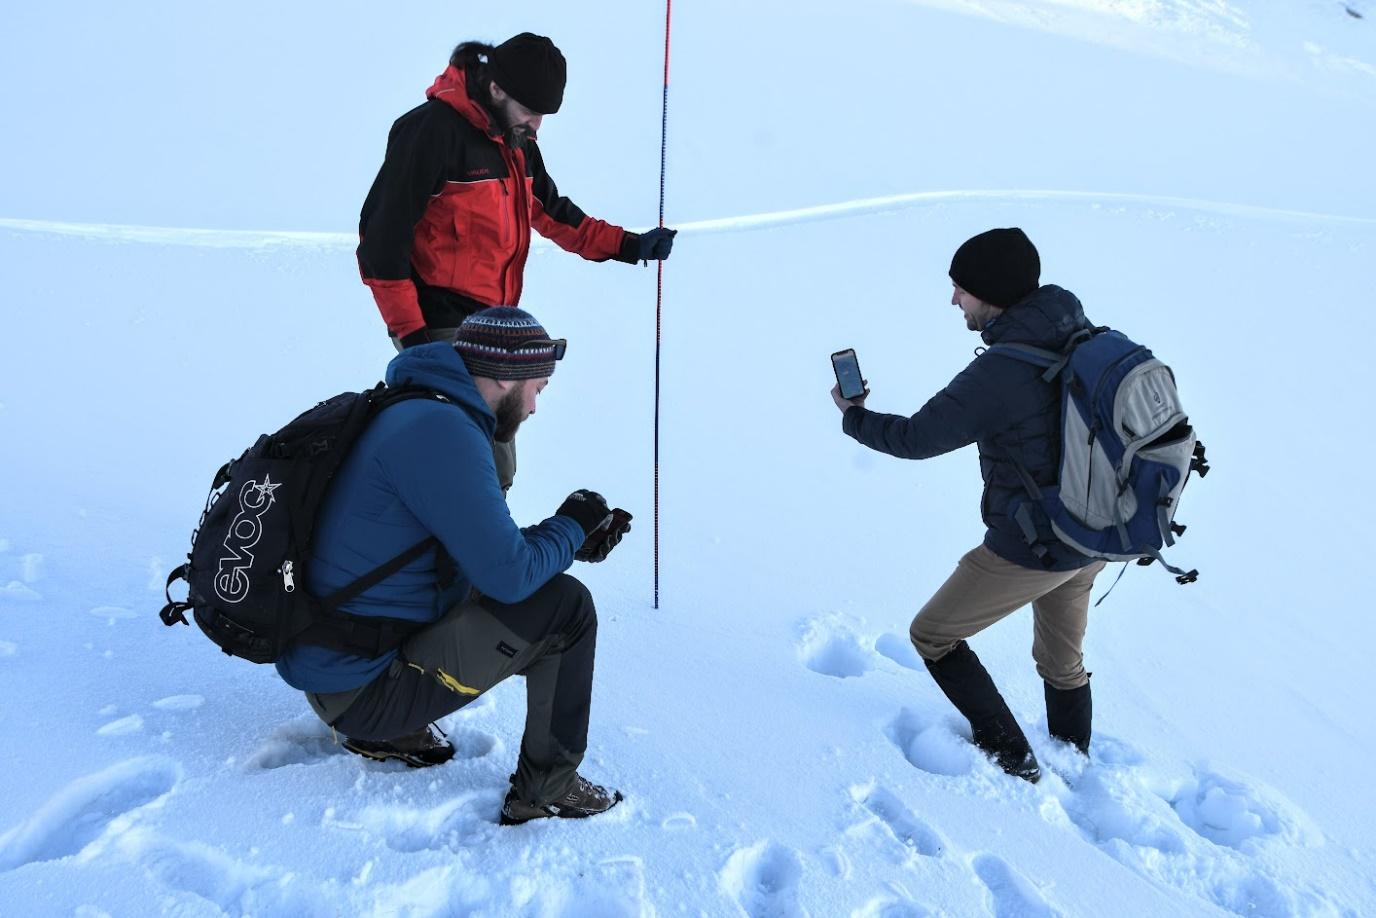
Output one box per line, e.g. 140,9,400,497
949,228,1041,308
454,307,563,380
488,32,567,115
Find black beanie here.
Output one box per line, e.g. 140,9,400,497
949,228,1041,308
488,32,567,115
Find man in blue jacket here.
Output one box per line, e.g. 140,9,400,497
277,306,630,824
832,229,1106,783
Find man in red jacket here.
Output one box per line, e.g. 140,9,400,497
359,33,675,492
358,32,676,349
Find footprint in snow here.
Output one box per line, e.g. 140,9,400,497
353,790,499,853
1168,765,1291,850
971,854,1060,918
874,633,924,671
1055,750,1334,918
0,756,181,871
113,826,276,911
885,708,978,778
850,783,944,861
721,841,809,918
445,726,499,761
245,716,346,770
798,617,872,679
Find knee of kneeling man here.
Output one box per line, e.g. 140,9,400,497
552,573,597,618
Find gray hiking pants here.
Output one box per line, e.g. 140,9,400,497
910,545,1106,690
331,574,599,805
392,328,517,493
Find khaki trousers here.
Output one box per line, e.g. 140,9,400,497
910,545,1106,690
392,329,516,492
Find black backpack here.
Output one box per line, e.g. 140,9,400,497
159,383,455,664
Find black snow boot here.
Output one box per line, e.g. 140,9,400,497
1045,680,1092,755
925,641,1041,783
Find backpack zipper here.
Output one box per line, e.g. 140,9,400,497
282,560,296,593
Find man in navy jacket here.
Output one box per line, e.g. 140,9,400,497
277,306,629,824
833,229,1105,782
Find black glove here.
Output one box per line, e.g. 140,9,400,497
575,508,633,563
631,227,677,261
556,489,612,538
399,327,432,348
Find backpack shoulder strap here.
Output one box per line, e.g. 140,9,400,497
319,537,437,612
372,385,456,412
986,328,1096,382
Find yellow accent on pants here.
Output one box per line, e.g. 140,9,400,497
406,660,481,697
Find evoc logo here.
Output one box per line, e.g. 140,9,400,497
214,475,281,603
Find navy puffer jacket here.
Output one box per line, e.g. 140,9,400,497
842,285,1096,571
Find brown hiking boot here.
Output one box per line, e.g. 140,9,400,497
341,724,455,768
499,774,623,826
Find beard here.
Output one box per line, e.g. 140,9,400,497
493,386,526,442
503,122,535,150
481,98,536,150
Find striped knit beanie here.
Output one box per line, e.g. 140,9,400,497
454,306,561,380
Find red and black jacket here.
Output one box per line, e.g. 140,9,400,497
358,66,636,339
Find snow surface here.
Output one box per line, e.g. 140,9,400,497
2,0,1375,916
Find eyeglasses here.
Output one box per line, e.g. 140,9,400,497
514,337,567,361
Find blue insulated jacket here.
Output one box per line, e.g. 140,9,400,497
275,343,584,692
842,285,1096,571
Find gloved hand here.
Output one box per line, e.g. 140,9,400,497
632,227,677,261
575,508,633,563
556,489,613,538
399,327,432,348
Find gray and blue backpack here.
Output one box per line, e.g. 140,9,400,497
991,328,1210,583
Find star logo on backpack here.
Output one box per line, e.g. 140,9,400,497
251,474,281,503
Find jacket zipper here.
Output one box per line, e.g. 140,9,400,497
498,145,530,305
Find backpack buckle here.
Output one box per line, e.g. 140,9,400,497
1190,442,1211,477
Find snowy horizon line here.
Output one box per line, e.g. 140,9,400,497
3,188,1373,251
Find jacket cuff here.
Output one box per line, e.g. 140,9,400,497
613,231,642,265
399,328,431,348
842,405,867,438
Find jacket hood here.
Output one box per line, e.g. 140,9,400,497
426,66,497,136
384,342,496,439
981,284,1090,350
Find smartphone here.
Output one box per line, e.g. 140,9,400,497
831,348,866,400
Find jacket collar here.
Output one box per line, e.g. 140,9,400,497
426,66,502,139
980,285,1089,349
384,342,496,440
